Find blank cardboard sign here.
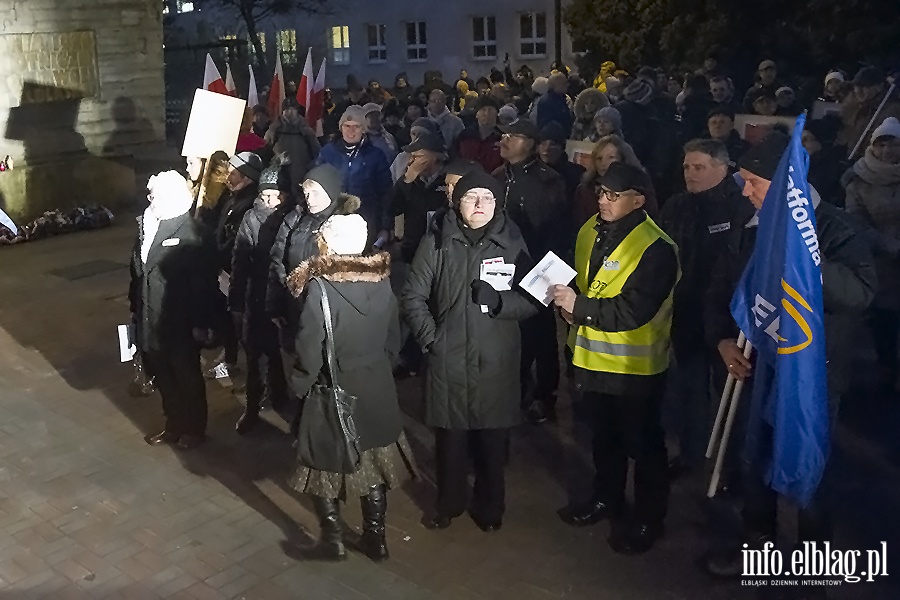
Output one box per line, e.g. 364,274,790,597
181,89,246,158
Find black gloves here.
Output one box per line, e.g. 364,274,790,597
471,280,501,312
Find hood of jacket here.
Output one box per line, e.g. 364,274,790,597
429,105,452,122
286,252,391,316
573,87,609,120
852,147,900,187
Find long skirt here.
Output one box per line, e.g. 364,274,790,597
288,431,418,501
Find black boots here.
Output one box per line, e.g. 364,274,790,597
305,497,347,561
360,484,389,562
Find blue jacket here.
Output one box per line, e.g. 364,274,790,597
536,90,574,137
316,137,393,231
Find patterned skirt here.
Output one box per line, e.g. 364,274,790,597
288,430,418,501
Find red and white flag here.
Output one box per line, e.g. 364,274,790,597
203,54,228,95
248,66,259,108
296,47,314,113
307,58,327,136
267,53,285,119
224,63,237,96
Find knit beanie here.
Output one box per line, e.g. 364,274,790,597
304,164,343,204
319,214,368,256
737,132,789,180
532,77,549,96
451,170,503,208
594,106,622,133
339,104,368,127
228,152,263,182
623,79,653,105
258,153,291,192
871,117,900,142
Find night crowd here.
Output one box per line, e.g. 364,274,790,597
128,54,898,586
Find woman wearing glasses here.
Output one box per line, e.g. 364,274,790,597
401,170,537,532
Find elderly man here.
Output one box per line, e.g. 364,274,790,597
552,161,679,555
427,89,465,151
704,133,876,577
658,139,754,477
536,71,574,135
839,66,900,155
495,118,567,423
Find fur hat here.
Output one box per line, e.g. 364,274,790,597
872,117,900,142
339,104,368,127
228,152,263,182
318,214,368,256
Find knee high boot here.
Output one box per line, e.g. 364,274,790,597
306,496,347,561
360,484,389,561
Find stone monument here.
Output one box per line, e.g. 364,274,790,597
0,0,166,224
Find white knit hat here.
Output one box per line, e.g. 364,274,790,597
824,71,844,85
872,117,900,142
319,214,368,256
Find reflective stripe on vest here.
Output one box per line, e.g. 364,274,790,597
569,214,678,376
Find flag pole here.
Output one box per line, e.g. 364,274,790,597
706,331,745,459
707,334,754,498
848,82,897,161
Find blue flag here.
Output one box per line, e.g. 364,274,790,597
730,114,830,508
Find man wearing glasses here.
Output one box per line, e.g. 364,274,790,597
550,161,678,555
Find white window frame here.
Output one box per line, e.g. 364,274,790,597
367,24,387,64
519,11,547,58
278,29,298,65
472,16,497,60
405,21,427,63
331,26,350,65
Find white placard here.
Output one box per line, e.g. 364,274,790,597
0,207,17,235
117,324,136,363
181,88,247,158
519,251,577,306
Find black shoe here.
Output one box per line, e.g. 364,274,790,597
144,430,180,445
472,518,502,533
526,399,557,424
608,521,665,555
705,532,773,579
360,485,389,562
422,515,453,530
235,410,260,435
175,434,205,451
557,499,617,527
304,497,347,561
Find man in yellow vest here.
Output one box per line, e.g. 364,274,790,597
551,161,679,555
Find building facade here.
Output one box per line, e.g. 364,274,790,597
164,0,580,93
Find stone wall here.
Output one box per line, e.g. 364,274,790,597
0,0,166,224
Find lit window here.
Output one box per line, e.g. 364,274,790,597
249,32,266,57
406,21,427,62
472,16,497,60
519,12,547,58
331,26,350,64
278,29,298,65
367,24,386,63
177,1,194,13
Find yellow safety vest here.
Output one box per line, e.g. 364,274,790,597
569,213,678,376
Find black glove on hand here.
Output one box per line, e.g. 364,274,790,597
471,280,501,312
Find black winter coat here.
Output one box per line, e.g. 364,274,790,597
287,253,403,451
129,212,217,352
215,185,258,273
230,200,291,319
659,176,756,356
493,158,568,259
401,211,539,430
391,175,448,264
704,200,877,395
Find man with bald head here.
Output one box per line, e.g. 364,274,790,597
427,89,464,151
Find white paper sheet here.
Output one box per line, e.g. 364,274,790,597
117,324,136,363
479,258,513,313
218,272,230,297
519,251,577,306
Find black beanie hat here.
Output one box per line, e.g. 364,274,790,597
451,170,504,208
304,164,343,204
737,132,789,180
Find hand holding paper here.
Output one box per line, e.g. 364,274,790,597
479,259,515,313
519,251,577,306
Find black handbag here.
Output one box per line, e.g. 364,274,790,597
296,278,363,474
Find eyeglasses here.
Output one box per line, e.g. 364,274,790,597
501,133,529,141
595,187,639,202
460,194,496,206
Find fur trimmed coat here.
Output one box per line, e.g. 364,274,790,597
287,252,403,451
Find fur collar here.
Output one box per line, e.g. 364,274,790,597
287,252,391,297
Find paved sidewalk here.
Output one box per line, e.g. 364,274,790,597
0,221,896,599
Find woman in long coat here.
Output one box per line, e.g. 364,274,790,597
401,170,538,532
286,213,414,562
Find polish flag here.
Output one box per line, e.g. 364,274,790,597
248,66,259,108
267,53,285,119
307,58,327,136
224,63,237,96
296,47,314,113
203,54,228,95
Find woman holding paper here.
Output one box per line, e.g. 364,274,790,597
401,171,537,532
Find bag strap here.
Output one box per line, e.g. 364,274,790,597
312,278,340,387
